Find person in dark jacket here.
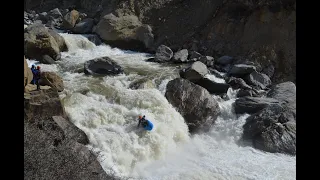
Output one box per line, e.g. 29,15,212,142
34,66,41,90
31,65,36,84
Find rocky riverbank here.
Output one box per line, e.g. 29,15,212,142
24,56,120,179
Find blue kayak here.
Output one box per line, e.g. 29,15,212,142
143,120,153,131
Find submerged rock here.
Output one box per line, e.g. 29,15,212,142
84,56,124,76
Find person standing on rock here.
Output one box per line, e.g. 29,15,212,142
34,66,41,90
31,65,36,84
137,115,153,131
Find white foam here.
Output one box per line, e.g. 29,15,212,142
63,90,190,177
205,74,226,84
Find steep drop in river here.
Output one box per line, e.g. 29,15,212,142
27,33,296,180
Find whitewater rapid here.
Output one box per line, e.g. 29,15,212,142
27,33,296,180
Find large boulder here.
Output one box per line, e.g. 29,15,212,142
24,56,33,88
165,78,220,133
234,97,280,114
244,71,272,90
242,82,296,155
73,18,94,34
24,88,66,121
62,9,80,29
40,55,56,64
24,23,61,60
84,56,124,76
173,49,188,63
39,72,64,92
228,64,256,77
95,13,154,50
242,104,296,155
154,45,173,62
179,61,208,82
194,78,230,94
48,29,68,52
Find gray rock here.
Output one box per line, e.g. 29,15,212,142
229,64,256,77
84,56,124,76
63,10,80,29
199,56,214,67
243,105,296,155
73,18,94,34
40,55,56,64
52,116,89,145
234,97,280,114
24,120,111,180
39,72,64,92
245,71,272,90
195,78,230,94
155,45,173,62
165,78,220,133
95,13,152,51
216,56,234,65
24,23,61,61
173,49,188,63
180,61,208,82
48,29,68,52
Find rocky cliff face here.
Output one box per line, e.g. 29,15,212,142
24,88,114,180
25,0,295,83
